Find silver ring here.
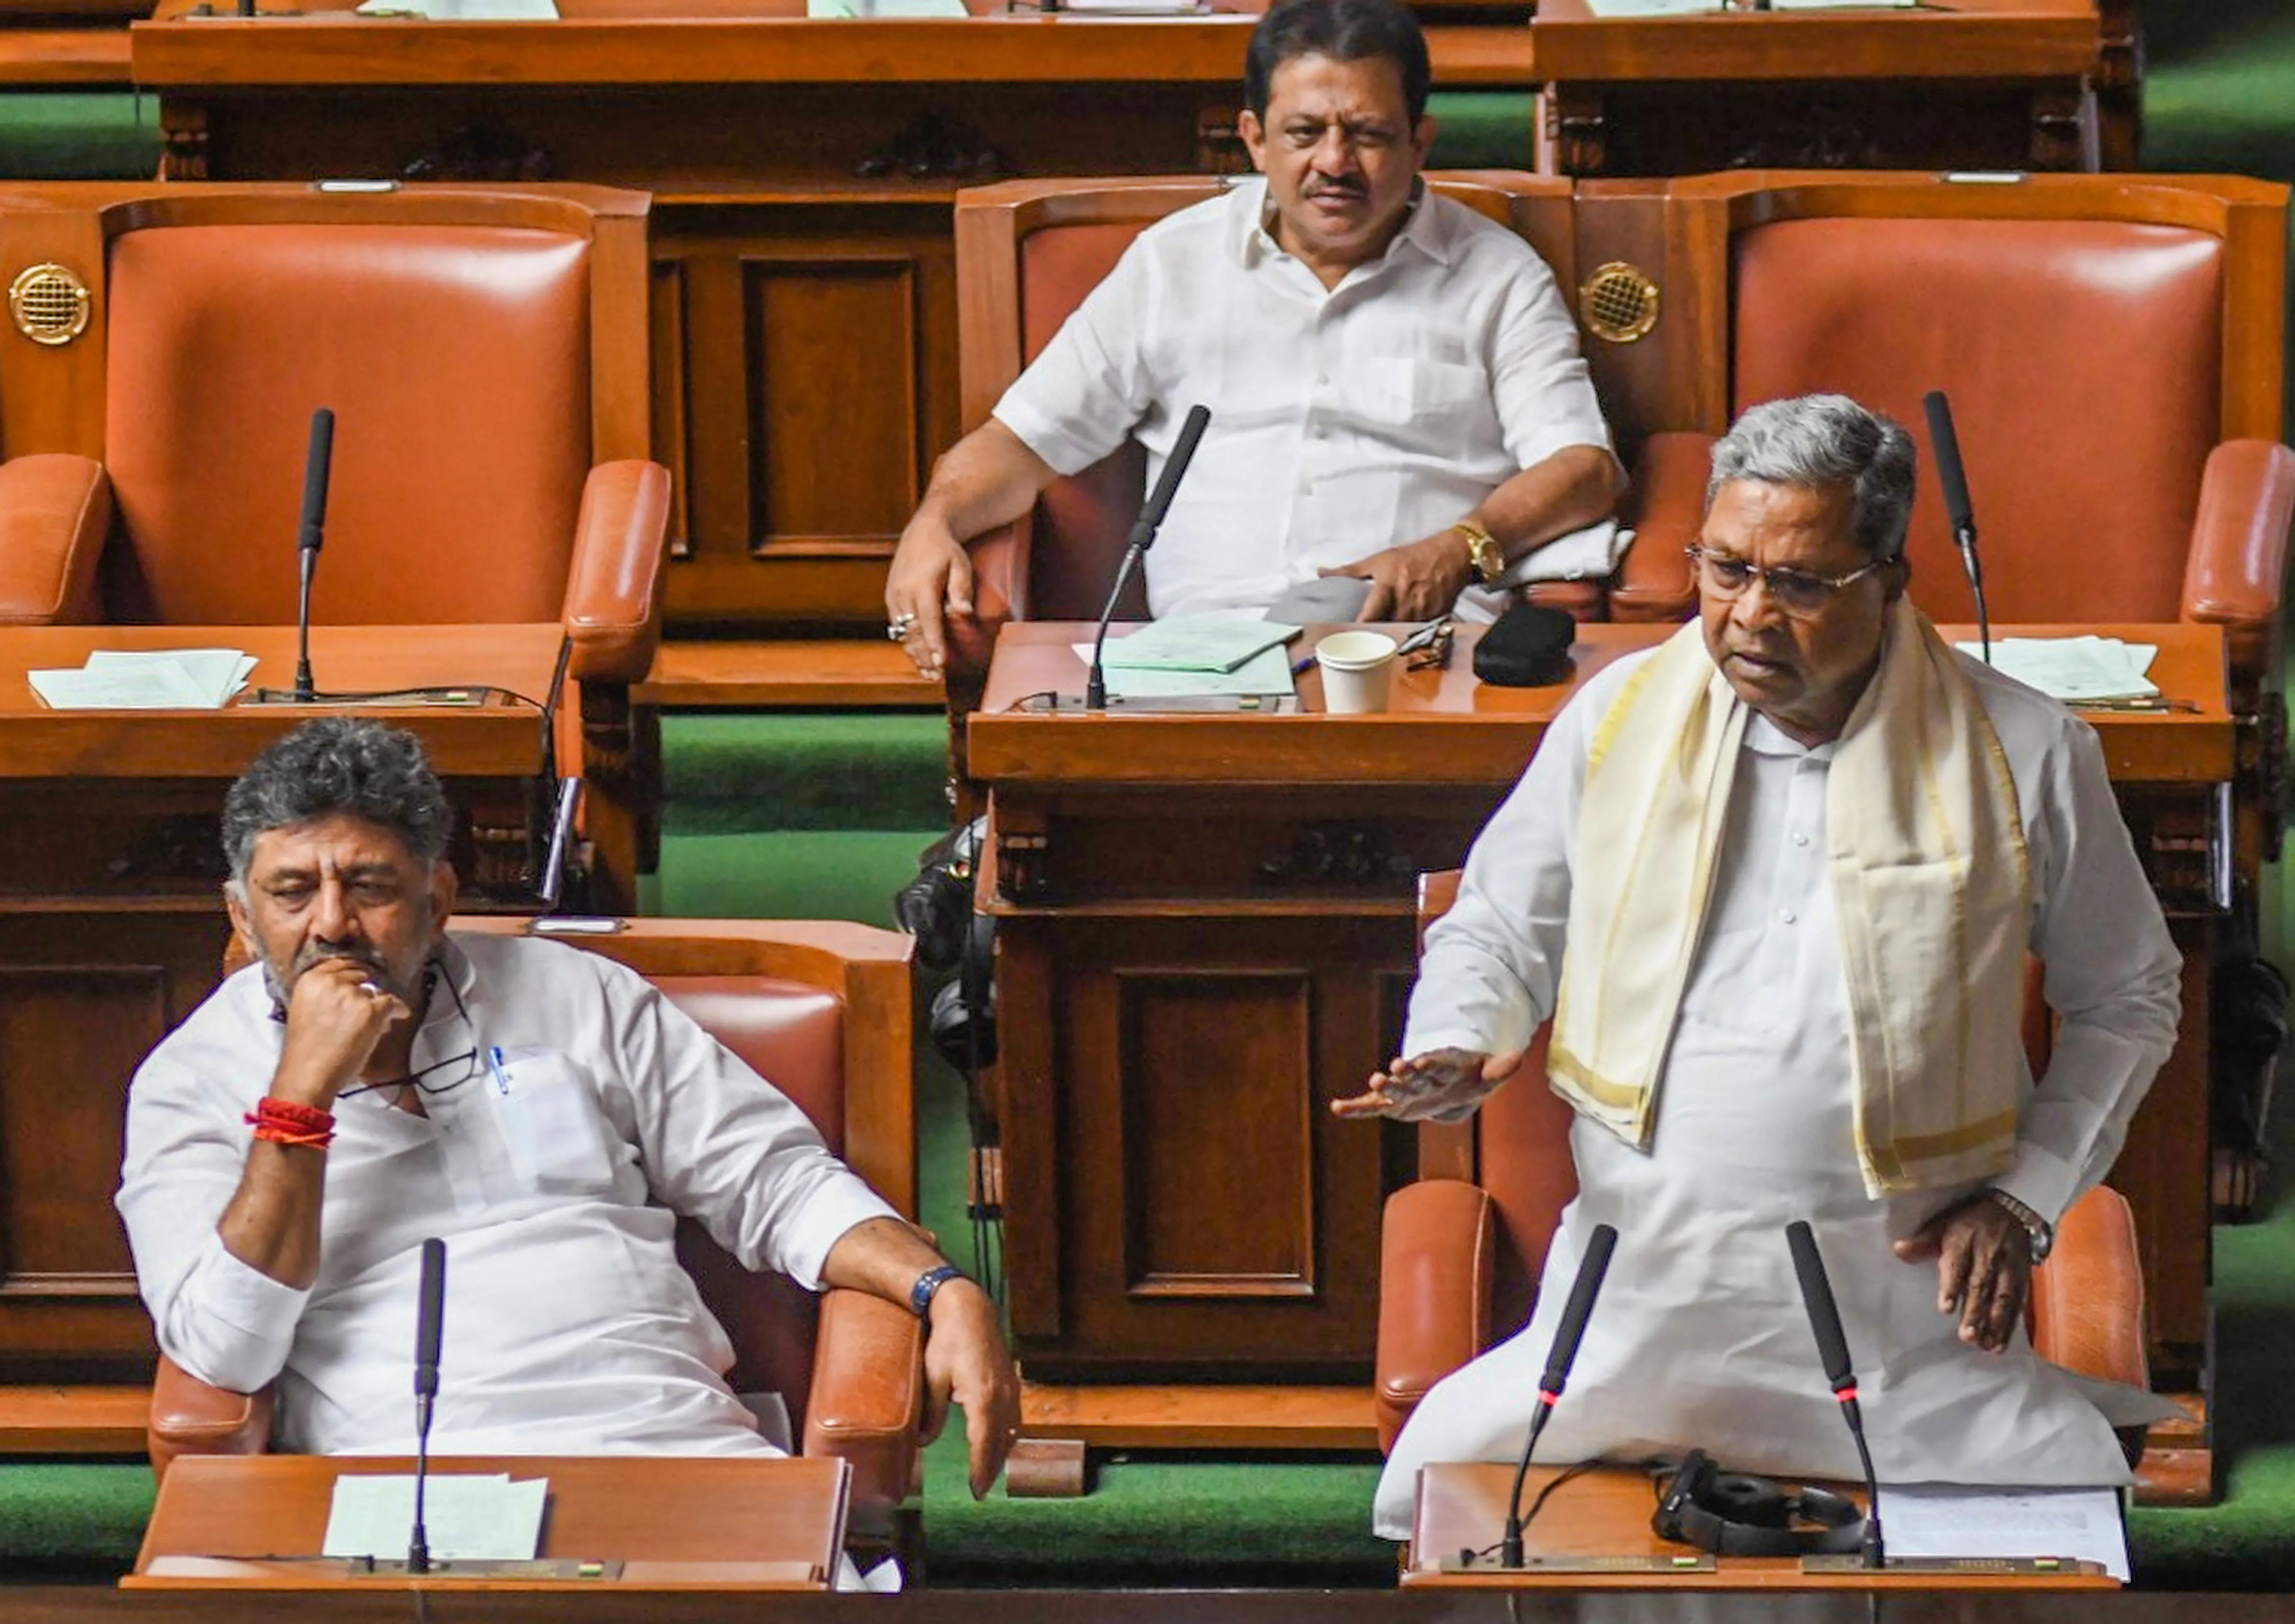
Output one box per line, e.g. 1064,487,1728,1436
887,613,917,642
357,980,382,997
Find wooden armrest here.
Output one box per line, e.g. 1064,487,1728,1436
801,1287,925,1512
148,1353,274,1482
1375,1178,1496,1455
1608,432,1711,623
2029,1185,2148,1392
562,459,671,684
2183,438,2295,690
0,454,110,625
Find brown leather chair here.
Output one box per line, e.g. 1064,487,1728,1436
1377,872,2152,1459
1619,173,2295,732
146,917,927,1518
945,174,1683,693
0,182,672,908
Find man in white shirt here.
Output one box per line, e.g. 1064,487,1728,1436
1333,394,2181,1537
884,0,1620,678
118,719,1021,1498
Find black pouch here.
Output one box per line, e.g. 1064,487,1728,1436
1471,601,1576,687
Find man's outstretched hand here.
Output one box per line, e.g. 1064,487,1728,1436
1330,1046,1527,1123
1892,1193,2034,1354
921,1276,1024,1499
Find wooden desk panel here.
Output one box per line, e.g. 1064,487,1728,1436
975,620,2227,1417
0,624,557,1384
128,1454,846,1591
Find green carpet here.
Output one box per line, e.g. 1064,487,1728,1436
1427,92,1535,172
0,94,159,181
0,1463,152,1577
661,712,948,836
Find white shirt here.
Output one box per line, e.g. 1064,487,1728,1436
117,933,898,1457
993,178,1615,621
1375,646,2182,1537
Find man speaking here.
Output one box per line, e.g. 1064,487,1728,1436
1336,394,2181,1536
884,0,1619,678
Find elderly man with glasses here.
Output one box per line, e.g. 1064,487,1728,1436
117,719,1021,1501
1335,393,2183,1536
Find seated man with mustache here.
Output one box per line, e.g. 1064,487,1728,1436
883,0,1621,679
117,719,1020,1504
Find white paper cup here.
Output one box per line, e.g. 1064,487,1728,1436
1315,631,1399,714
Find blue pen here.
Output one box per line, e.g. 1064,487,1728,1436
1290,653,1317,677
486,1046,510,1095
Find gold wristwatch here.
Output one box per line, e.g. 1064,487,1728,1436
1452,518,1507,586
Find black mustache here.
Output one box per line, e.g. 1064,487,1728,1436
1305,181,1367,199
296,942,388,976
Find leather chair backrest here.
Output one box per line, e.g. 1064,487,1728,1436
1732,217,2223,628
102,223,592,625
659,975,846,1434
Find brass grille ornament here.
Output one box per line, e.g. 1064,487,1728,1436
1579,261,1660,345
9,263,91,347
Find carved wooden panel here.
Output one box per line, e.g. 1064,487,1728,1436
1117,969,1315,1298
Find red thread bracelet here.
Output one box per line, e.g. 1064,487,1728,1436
246,1097,336,1150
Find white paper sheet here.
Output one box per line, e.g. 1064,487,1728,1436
1878,1484,2129,1581
83,648,256,706
321,1473,549,1562
1100,611,1300,674
354,0,558,17
805,0,967,15
1580,0,1715,16
1953,635,2159,702
29,648,255,709
1072,638,1297,698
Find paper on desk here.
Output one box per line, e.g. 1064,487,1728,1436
321,1473,549,1562
1878,1485,2128,1581
1580,0,1713,14
30,648,255,709
1770,0,1918,9
806,0,967,15
1101,612,1300,673
354,0,558,17
1954,635,2159,702
1073,639,1297,698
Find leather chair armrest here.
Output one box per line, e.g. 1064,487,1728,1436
950,519,1028,685
802,1287,925,1512
2028,1185,2148,1391
1376,1178,1497,1455
2183,438,2295,689
0,454,110,625
148,1352,274,1482
562,459,672,685
1608,432,1713,623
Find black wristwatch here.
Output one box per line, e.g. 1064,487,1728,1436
908,1262,967,1318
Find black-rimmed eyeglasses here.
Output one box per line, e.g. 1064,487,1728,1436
1685,545,1899,619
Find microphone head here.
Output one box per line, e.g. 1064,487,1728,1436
299,406,337,550
1539,1221,1618,1397
1130,403,1213,555
414,1236,447,1394
1920,390,1974,535
1785,1220,1856,1393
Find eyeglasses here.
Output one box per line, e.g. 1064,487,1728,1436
1684,545,1898,619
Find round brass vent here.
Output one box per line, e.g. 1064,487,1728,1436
1579,261,1660,345
9,263,91,347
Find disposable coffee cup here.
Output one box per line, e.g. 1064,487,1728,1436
1315,631,1399,714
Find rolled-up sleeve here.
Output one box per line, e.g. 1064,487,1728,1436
1995,715,2183,1227
117,1053,311,1393
612,973,898,1291
1488,251,1615,479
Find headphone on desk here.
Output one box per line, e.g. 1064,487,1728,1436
1650,1450,1867,1558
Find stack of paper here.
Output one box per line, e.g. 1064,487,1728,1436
1101,612,1300,674
1878,1484,2130,1581
322,1473,549,1562
1954,636,2158,703
353,0,559,16
29,648,256,710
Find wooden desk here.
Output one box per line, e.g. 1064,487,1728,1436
0,624,557,1400
970,620,2228,1490
128,0,1530,632
1405,1463,2115,1590
0,0,138,87
1527,0,2110,177
126,1454,848,1591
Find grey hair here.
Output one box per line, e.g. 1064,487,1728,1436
1707,393,1918,562
222,718,452,887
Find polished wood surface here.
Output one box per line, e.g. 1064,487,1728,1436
0,28,133,86
125,4,1528,631
1528,0,2108,174
0,624,557,1398
1406,1463,2115,1590
634,639,942,709
974,618,2230,1414
127,1454,847,1591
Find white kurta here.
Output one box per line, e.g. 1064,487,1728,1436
1374,646,2182,1538
117,933,898,1458
993,178,1615,622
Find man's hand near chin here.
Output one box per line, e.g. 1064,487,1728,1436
1318,531,1473,622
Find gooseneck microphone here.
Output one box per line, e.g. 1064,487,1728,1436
1785,1220,1884,1569
1499,1221,1618,1568
292,406,338,701
408,1236,447,1574
1922,390,1989,666
1084,403,1212,711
